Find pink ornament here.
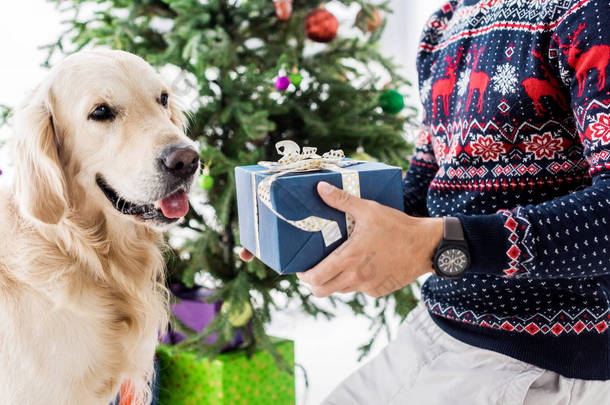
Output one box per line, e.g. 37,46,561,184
275,76,291,91
274,0,293,21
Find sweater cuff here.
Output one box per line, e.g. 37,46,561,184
455,213,510,277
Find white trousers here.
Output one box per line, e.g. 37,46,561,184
323,303,610,405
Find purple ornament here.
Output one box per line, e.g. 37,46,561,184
159,284,245,352
275,76,291,91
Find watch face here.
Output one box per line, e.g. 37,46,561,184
437,248,468,276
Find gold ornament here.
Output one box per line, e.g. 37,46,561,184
221,301,254,327
355,8,383,33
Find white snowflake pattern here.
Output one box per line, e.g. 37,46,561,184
470,135,505,161
457,68,471,97
420,77,433,104
492,63,519,95
524,132,563,159
591,113,610,143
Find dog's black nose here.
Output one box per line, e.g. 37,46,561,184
161,145,199,179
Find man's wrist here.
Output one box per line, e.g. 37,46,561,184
417,217,444,277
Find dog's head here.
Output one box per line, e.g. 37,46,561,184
12,50,199,229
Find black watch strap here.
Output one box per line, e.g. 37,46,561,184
443,216,465,241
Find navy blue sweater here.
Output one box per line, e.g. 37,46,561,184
404,0,610,379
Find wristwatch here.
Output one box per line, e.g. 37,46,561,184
432,217,471,278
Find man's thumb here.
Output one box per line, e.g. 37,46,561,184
317,181,361,215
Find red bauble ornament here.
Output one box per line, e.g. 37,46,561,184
274,0,293,22
305,9,339,43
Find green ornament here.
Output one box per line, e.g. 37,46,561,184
221,301,253,327
289,73,303,87
198,173,214,190
379,89,405,114
349,152,375,162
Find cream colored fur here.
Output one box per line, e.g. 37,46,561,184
0,50,195,404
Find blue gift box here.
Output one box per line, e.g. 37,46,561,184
235,146,404,274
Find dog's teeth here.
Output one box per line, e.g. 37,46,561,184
154,201,161,209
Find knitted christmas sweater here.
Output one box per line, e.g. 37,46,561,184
403,0,610,379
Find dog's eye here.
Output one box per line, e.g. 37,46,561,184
159,93,168,108
89,104,115,121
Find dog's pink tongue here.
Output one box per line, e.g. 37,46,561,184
159,190,189,218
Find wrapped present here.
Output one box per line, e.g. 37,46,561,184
115,286,248,405
160,284,245,350
235,141,404,274
156,338,295,405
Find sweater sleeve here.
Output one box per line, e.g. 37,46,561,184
402,126,439,217
456,2,610,280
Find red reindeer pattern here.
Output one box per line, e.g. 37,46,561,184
521,49,568,116
553,23,610,97
466,45,490,113
432,47,464,119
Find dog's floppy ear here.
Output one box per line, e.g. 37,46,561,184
13,86,68,225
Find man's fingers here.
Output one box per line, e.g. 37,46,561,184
310,270,354,298
297,252,345,287
239,248,254,262
317,181,366,217
339,286,357,294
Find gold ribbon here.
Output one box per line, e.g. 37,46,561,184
251,141,362,259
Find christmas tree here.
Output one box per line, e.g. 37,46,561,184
0,105,10,126
44,0,418,365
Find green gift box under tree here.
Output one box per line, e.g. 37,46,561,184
156,339,295,405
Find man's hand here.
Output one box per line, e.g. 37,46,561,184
298,181,442,298
239,249,254,262
238,181,443,298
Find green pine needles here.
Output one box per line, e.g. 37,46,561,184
0,105,11,127
45,0,419,366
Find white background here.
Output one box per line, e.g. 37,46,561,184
0,1,443,403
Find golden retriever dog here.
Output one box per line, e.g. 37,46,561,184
0,49,199,404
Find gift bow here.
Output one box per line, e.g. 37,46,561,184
257,140,351,172
251,141,362,263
